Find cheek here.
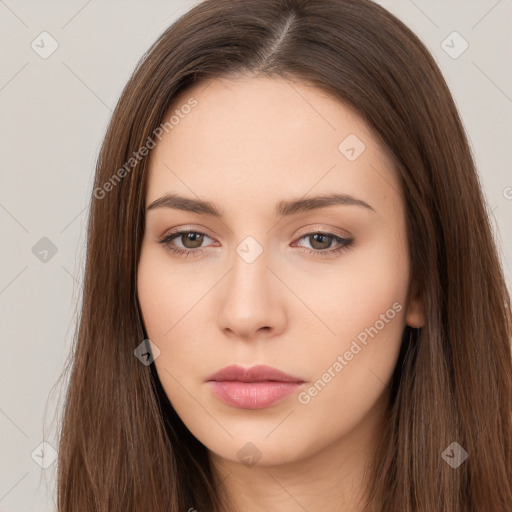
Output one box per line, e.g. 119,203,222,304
291,223,410,351
293,230,409,428
137,252,169,340
136,245,215,387
137,244,206,340
137,250,218,445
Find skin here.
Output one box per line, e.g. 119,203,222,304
137,75,425,512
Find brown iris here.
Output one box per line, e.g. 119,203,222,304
180,232,205,249
307,233,333,250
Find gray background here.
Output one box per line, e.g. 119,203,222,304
1,1,511,510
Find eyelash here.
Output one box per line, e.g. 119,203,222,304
157,229,353,259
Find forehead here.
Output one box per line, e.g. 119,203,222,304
145,76,402,219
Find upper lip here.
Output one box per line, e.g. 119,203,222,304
206,364,304,383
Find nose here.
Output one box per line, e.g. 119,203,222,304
215,245,287,341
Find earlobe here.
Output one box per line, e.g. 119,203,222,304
406,302,425,328
406,283,426,328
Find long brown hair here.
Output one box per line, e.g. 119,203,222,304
55,0,512,510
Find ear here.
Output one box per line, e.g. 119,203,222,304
405,281,426,328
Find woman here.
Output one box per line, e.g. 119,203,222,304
56,0,512,510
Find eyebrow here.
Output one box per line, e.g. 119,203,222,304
146,192,376,217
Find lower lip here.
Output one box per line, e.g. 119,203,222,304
208,381,303,409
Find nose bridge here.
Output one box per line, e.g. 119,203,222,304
215,234,286,338
224,229,268,279
229,235,273,308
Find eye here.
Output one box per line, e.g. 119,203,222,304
157,229,215,258
292,232,353,257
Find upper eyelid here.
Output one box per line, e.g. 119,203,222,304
294,224,351,239
163,223,351,239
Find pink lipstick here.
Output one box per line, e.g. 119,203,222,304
206,364,305,409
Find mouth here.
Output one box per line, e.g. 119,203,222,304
205,364,305,410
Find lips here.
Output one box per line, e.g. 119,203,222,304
206,365,305,409
206,364,304,383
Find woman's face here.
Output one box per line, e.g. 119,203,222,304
137,76,423,467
